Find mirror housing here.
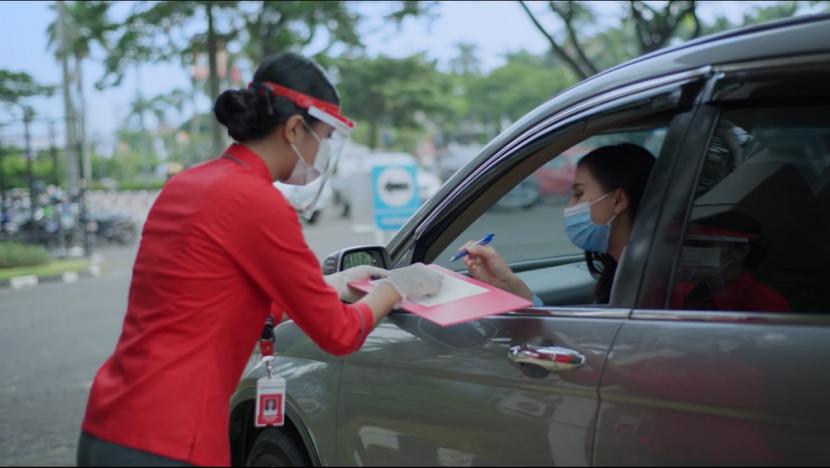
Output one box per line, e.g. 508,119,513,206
321,245,392,274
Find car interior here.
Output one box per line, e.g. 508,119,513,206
675,106,830,313
417,110,678,309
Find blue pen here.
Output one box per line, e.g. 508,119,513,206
450,233,495,262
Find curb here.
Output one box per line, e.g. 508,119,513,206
0,254,103,290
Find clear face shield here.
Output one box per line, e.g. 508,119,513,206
252,80,355,222
293,106,351,221
676,229,751,284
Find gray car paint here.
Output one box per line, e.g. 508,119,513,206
232,323,343,465
336,314,623,466
596,320,830,465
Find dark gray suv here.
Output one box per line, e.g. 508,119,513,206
230,14,830,466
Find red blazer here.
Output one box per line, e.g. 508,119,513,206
82,144,373,466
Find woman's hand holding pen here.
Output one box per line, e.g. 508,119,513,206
462,243,534,301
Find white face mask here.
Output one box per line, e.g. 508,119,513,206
284,123,330,186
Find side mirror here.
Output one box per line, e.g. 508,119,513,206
321,245,392,274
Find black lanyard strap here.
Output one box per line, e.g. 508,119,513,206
221,153,249,168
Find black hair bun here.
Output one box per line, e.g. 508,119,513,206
213,52,339,143
213,88,267,142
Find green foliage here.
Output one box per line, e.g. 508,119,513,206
449,42,481,76
46,1,114,61
334,54,452,149
385,1,440,25
741,1,802,25
0,70,54,107
627,1,700,54
115,179,166,191
98,0,375,89
520,0,817,81
0,148,61,189
0,258,88,281
468,52,577,133
243,1,362,63
40,0,819,179
0,242,51,269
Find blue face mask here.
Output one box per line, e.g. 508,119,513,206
563,192,617,253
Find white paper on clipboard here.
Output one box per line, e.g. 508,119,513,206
370,270,488,307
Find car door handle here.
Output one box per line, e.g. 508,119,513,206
508,344,586,372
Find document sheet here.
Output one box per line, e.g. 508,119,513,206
371,270,489,307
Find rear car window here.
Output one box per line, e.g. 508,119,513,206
671,105,830,313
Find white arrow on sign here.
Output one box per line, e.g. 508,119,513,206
376,167,415,208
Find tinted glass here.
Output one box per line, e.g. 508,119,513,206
670,105,830,313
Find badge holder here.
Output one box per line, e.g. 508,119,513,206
255,315,286,427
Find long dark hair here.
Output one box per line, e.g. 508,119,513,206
577,143,655,303
213,52,339,142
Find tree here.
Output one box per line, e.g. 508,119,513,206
467,51,576,136
100,1,376,157
241,1,362,64
334,54,451,149
449,42,481,76
518,0,599,80
518,0,702,79
627,1,700,54
46,0,114,189
94,1,438,159
98,1,242,157
700,1,824,36
0,70,54,109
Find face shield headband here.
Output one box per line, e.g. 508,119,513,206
250,81,354,220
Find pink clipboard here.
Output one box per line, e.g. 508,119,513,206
348,264,532,327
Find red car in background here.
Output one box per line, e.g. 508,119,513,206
533,144,594,197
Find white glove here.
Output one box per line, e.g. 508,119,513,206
324,265,390,303
380,263,444,303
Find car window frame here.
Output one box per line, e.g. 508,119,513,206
390,72,710,317
386,68,713,267
632,53,830,325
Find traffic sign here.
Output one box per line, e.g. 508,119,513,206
372,164,420,231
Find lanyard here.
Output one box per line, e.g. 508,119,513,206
259,314,276,378
221,153,249,168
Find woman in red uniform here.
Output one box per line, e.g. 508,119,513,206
77,52,442,466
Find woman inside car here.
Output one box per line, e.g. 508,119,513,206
462,143,656,305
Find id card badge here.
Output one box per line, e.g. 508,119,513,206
255,375,286,427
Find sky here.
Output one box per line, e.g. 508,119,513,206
0,1,766,153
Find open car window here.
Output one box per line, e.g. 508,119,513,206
427,125,668,308
434,128,668,271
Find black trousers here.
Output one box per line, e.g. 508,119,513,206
77,431,192,467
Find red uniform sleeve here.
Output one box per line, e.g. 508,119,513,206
220,183,373,356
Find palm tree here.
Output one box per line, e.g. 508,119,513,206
47,1,114,184
450,42,481,76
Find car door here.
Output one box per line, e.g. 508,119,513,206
595,58,830,465
334,73,708,466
